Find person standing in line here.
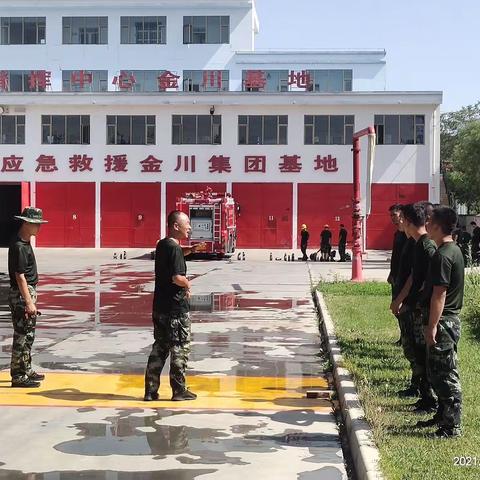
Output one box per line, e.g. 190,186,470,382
320,225,332,261
144,210,199,402
338,224,348,262
300,224,309,261
8,207,48,388
470,221,480,264
418,207,464,438
392,203,437,410
387,204,407,344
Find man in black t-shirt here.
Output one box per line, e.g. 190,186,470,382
338,224,348,262
300,224,309,261
8,207,48,388
388,204,407,291
470,221,480,264
145,210,202,402
320,225,332,261
393,203,437,407
419,207,465,438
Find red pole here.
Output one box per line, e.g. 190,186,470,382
351,126,374,282
351,137,363,282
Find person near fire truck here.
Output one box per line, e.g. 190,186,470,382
144,210,202,402
300,224,310,261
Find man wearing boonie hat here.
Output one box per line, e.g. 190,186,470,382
8,207,48,388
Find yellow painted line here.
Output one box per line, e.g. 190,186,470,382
0,372,331,411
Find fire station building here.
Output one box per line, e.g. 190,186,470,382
0,0,441,250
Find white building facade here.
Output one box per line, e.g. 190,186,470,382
0,0,441,249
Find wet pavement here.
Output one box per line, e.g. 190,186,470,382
0,251,347,479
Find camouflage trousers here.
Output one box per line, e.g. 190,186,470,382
412,308,436,403
8,285,37,381
426,315,462,429
145,311,191,395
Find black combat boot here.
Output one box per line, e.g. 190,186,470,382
171,389,197,401
28,371,45,381
11,377,41,388
144,391,159,402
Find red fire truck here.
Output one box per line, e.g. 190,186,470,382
176,188,237,257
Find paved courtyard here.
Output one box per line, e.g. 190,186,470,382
0,248,388,479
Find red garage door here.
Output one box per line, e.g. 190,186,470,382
166,183,227,220
233,183,293,248
367,183,429,249
298,184,351,250
101,182,161,248
36,182,95,247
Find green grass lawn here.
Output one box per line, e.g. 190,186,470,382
318,276,480,480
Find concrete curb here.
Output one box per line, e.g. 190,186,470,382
313,289,384,480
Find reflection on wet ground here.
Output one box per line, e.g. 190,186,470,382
0,260,347,479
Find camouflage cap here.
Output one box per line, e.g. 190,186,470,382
14,207,48,224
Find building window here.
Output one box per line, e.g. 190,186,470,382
375,115,425,145
0,115,25,144
172,115,221,145
306,70,353,92
183,16,229,44
183,70,229,92
242,70,289,92
2,70,47,92
0,17,46,45
62,17,108,44
120,16,166,44
107,115,155,145
41,115,90,144
62,70,108,92
238,115,288,145
304,115,354,145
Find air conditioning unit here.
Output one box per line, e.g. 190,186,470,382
0,106,9,115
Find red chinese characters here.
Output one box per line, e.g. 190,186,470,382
243,70,267,90
71,71,93,89
288,70,311,90
112,71,136,91
28,70,51,91
1,155,23,172
245,155,266,173
69,154,93,172
175,155,196,173
202,70,223,90
209,155,231,174
279,154,302,173
141,155,163,173
158,71,180,91
105,154,128,172
35,155,58,173
314,154,339,173
0,71,9,92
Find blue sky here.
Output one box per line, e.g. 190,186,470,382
254,0,479,112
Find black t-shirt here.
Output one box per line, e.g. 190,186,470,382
428,242,465,316
339,228,347,245
405,234,436,309
153,238,189,315
320,230,332,245
472,227,480,244
390,230,407,281
393,237,415,298
301,230,310,245
8,237,38,289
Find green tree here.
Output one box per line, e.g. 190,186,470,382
448,121,480,212
441,101,480,211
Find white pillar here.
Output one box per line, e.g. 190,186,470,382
30,181,36,248
160,181,166,239
95,182,101,248
226,182,232,194
292,182,298,249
